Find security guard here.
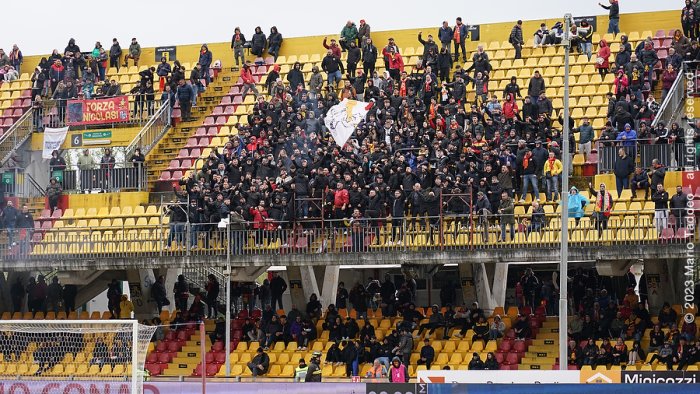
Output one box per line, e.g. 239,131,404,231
294,358,308,382
304,352,322,382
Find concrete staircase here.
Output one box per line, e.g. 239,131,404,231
145,68,240,191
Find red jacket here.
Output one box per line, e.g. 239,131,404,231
240,67,255,84
503,97,519,120
250,207,269,229
383,50,404,72
596,40,610,69
333,189,349,208
323,38,342,59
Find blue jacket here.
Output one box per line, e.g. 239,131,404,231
567,188,588,218
176,84,192,102
438,26,454,44
617,128,637,147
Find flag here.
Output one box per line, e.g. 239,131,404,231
42,127,69,159
324,99,371,147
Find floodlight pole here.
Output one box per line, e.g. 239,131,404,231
559,12,573,371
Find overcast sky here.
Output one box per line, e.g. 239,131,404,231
4,0,675,55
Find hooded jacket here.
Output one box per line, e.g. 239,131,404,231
566,187,588,218
596,40,611,69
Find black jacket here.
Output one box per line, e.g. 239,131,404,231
613,155,635,178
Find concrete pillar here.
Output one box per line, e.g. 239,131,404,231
458,263,477,304
470,263,508,313
126,269,157,319
320,266,340,310
643,259,675,313
286,267,316,312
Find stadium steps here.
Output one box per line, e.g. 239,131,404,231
145,68,240,190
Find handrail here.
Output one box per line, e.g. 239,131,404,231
0,110,34,167
126,99,171,159
24,171,47,197
652,64,687,128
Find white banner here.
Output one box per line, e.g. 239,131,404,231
417,370,580,384
42,127,69,159
323,99,370,148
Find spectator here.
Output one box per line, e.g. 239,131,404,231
46,178,62,214
590,183,614,235
267,27,283,61
322,49,344,88
613,148,635,197
388,357,408,383
109,38,122,72
2,200,18,248
384,47,404,81
660,64,677,102
270,272,287,311
151,275,169,312
247,347,270,378
639,40,659,89
596,40,611,76
630,167,650,199
543,152,563,202
124,38,141,67
10,278,24,313
198,44,213,86
527,71,545,104
670,186,688,229
362,38,378,77
533,23,549,48
498,191,515,242
509,20,524,59
468,352,485,370
416,338,435,369
339,21,359,51
231,27,246,67
176,78,193,121
418,305,445,339
438,21,453,51
251,27,266,57
651,184,669,235
173,274,189,313
346,41,361,78
526,200,546,233
453,17,469,62
205,274,220,319
119,294,134,319
682,1,696,39
599,0,620,36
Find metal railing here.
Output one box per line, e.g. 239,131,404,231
652,64,687,128
0,211,693,261
597,140,689,172
49,161,147,192
125,99,171,158
37,95,165,132
0,168,46,198
0,110,33,167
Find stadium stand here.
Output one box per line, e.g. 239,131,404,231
0,4,698,383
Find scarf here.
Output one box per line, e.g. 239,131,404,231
546,157,556,172
400,78,407,97
454,25,461,44
595,188,612,214
523,153,531,169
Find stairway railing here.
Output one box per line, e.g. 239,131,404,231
652,63,687,128
0,110,33,167
126,99,171,159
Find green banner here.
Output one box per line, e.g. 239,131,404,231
83,131,112,139
1,172,14,185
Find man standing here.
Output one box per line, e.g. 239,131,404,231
17,205,34,255
600,0,620,36
3,200,18,248
109,38,122,71
590,183,614,235
322,49,344,89
358,20,371,50
438,21,454,52
270,272,287,311
651,184,669,236
498,191,515,242
613,148,635,197
176,79,192,122
362,38,378,77
509,20,524,59
453,17,469,63
670,186,689,229
77,149,95,192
